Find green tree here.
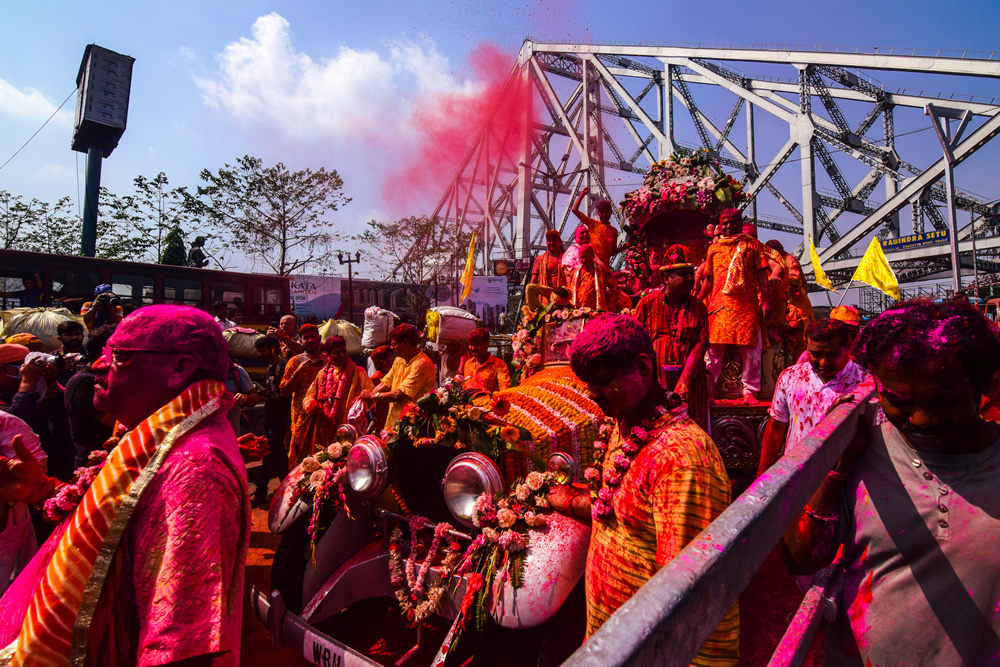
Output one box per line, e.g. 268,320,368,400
160,225,188,265
192,155,351,276
1,192,80,255
355,215,472,318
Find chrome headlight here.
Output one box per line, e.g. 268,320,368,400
441,453,504,527
546,452,578,485
346,436,390,498
336,424,358,443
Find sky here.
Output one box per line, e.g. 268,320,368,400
2,0,999,281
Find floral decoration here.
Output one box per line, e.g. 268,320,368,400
42,450,108,523
389,381,535,463
287,441,354,556
511,304,593,380
583,407,666,522
389,517,463,625
620,150,748,234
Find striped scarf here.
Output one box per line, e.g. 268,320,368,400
4,379,225,667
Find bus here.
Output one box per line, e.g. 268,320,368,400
0,248,291,326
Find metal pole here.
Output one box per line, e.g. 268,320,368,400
347,261,353,324
81,147,103,257
836,280,853,307
943,158,961,293
971,208,979,298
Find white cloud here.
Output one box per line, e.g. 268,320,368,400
195,13,475,143
0,79,73,125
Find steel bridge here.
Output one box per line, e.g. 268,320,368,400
424,39,1000,288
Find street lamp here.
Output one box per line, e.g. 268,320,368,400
338,251,362,323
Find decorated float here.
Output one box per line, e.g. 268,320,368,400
252,311,601,666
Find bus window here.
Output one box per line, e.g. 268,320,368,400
252,286,283,320
52,269,102,314
110,273,155,310
164,278,203,308
211,282,245,315
0,274,32,309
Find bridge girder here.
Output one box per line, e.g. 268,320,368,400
424,41,1000,286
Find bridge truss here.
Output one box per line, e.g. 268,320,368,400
426,40,1000,287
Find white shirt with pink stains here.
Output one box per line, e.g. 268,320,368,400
769,360,871,452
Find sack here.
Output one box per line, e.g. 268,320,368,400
318,319,363,356
2,308,83,352
362,307,397,350
429,306,479,345
346,397,369,433
223,327,264,359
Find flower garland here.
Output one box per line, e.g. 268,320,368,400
389,518,463,625
448,470,557,649
583,407,666,522
501,374,601,466
620,150,747,234
316,364,351,422
512,305,593,379
291,441,353,557
42,450,108,523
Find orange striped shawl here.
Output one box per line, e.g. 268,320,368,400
5,379,225,667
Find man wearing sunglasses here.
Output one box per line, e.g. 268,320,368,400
0,305,249,666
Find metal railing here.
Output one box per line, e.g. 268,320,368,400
562,393,877,667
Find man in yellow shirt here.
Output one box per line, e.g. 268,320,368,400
461,328,511,394
361,323,437,432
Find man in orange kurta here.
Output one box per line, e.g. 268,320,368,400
569,245,624,312
526,230,567,311
280,324,325,465
572,186,619,268
699,209,776,403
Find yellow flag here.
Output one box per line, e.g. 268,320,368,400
808,235,836,291
851,236,902,300
460,232,477,304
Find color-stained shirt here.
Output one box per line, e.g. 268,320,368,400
586,406,739,665
827,423,1000,666
768,360,870,452
461,355,511,394
382,351,437,431
574,213,619,268
86,410,250,666
704,235,769,346
569,261,621,312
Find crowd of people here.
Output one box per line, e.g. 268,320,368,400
0,200,997,664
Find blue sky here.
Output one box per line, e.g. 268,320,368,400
1,0,998,278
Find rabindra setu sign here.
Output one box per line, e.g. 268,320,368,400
881,229,949,252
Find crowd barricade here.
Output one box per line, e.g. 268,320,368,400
561,392,877,667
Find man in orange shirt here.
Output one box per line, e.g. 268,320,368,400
526,230,567,311
572,187,619,268
461,328,511,394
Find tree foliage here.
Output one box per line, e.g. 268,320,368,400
160,225,188,265
193,155,350,276
355,215,472,316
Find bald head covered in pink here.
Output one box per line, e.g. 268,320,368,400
109,305,230,382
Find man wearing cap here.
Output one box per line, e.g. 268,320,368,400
633,244,711,432
81,284,124,332
281,323,325,466
700,208,783,404
572,186,619,268
461,328,511,394
568,244,624,312
0,305,250,665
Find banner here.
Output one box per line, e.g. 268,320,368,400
881,229,949,252
461,275,509,328
290,275,342,320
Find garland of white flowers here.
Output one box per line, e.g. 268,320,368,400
510,404,558,456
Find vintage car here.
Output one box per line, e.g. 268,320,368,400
250,310,602,665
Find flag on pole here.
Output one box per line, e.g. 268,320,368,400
459,232,477,304
808,235,836,291
851,236,902,300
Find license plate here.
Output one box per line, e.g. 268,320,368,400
302,629,375,667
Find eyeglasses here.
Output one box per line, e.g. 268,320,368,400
104,347,183,365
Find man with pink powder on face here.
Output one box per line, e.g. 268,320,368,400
0,305,249,666
784,298,1000,665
